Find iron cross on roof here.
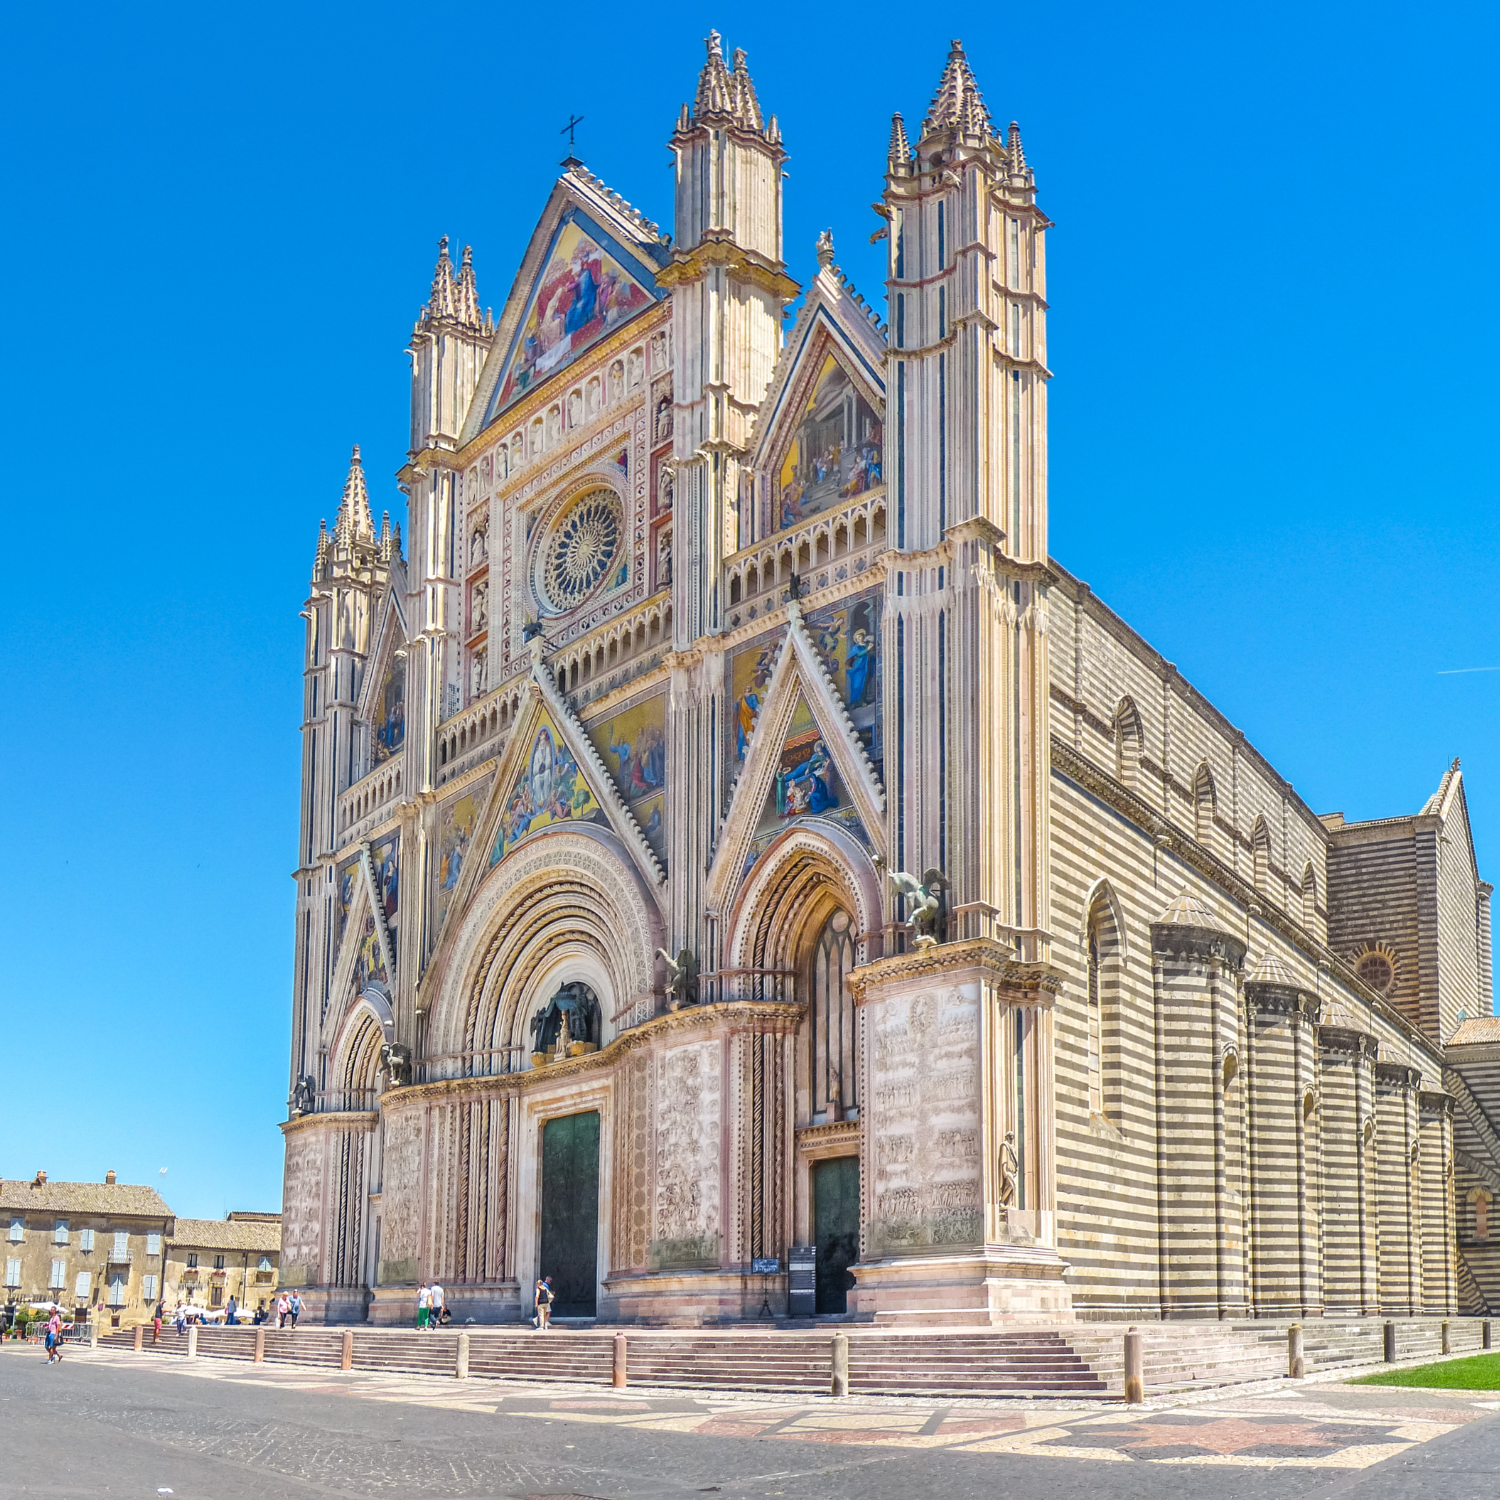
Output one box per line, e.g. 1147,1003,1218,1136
560,114,585,166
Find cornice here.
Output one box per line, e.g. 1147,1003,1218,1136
796,1119,861,1147
847,937,1063,1008
656,238,800,300
1246,984,1319,1024
385,998,805,1107
279,1110,378,1136
1319,1024,1379,1059
1418,1089,1455,1116
1375,1061,1422,1092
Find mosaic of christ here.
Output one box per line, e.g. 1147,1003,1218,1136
495,219,652,411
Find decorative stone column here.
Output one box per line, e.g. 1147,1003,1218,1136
1375,1063,1421,1315
845,937,1070,1325
1318,1024,1379,1314
1418,1091,1457,1314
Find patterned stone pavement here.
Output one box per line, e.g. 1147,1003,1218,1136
5,1344,1500,1498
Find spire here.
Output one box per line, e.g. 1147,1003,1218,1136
334,444,374,544
690,31,766,132
426,236,456,320
1006,119,1026,172
920,39,992,141
314,517,330,578
888,112,911,169
455,244,482,329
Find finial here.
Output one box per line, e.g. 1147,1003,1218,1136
815,228,835,270
888,111,911,166
706,29,723,58
920,37,991,141
1007,119,1026,170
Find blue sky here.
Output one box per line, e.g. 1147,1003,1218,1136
3,1,1497,1216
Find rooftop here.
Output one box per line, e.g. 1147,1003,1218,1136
1448,1016,1500,1046
168,1217,282,1254
0,1178,174,1220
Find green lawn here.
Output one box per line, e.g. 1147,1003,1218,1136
1351,1352,1500,1389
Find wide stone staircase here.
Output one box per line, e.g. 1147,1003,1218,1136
98,1316,1490,1398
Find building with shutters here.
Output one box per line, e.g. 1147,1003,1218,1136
281,36,1499,1327
163,1214,282,1317
1,1172,173,1327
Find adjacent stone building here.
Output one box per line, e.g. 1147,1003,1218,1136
282,36,1498,1326
2,1172,173,1327
164,1213,282,1316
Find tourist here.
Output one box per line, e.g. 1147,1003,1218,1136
287,1292,302,1329
275,1294,289,1329
45,1310,63,1364
152,1306,162,1344
225,1295,238,1327
428,1280,444,1331
416,1283,430,1328
175,1304,188,1336
533,1277,553,1331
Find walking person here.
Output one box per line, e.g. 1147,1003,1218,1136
175,1303,188,1336
45,1311,63,1364
275,1294,289,1330
533,1277,553,1331
428,1280,444,1331
152,1306,162,1344
225,1295,238,1327
287,1292,302,1329
416,1283,431,1329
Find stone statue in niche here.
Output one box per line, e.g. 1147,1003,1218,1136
567,389,583,428
470,523,487,567
545,405,562,445
470,650,486,698
608,360,624,403
496,446,509,481
529,981,600,1057
998,1130,1019,1207
655,394,673,443
626,348,644,388
585,378,600,417
472,582,488,634
657,526,673,587
650,331,667,371
480,455,492,487
658,465,673,512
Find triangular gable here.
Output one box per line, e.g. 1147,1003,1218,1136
471,174,670,436
358,582,409,765
1436,763,1482,885
707,601,885,910
329,839,399,1013
487,701,611,863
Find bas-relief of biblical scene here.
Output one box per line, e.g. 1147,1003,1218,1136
775,354,882,530
373,651,405,764
588,693,667,862
435,777,491,929
490,714,606,864
866,989,983,1256
488,213,655,419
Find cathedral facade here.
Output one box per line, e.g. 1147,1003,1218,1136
282,37,1500,1326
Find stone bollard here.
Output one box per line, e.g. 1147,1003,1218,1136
1484,1320,1493,1350
254,1327,265,1364
831,1334,849,1398
456,1332,469,1380
613,1333,628,1389
1288,1323,1305,1379
342,1329,354,1371
1383,1321,1396,1363
1441,1320,1451,1356
187,1324,198,1360
133,1324,143,1354
1123,1327,1144,1404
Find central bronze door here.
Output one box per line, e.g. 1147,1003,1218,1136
812,1155,860,1314
539,1110,600,1317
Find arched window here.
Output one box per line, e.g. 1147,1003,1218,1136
1113,698,1143,790
1193,763,1218,853
1252,816,1271,895
1086,929,1103,1116
1084,885,1124,1126
1302,860,1318,929
1476,1189,1491,1242
810,910,858,1120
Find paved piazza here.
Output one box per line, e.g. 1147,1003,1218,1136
5,1346,1500,1499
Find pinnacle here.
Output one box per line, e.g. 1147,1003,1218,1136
690,30,768,134
335,444,374,543
920,38,992,141
428,236,455,319
888,112,911,167
422,236,486,331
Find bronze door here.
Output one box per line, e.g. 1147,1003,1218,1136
540,1110,600,1317
812,1155,860,1314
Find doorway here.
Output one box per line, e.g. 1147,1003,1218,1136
539,1110,600,1317
812,1155,860,1314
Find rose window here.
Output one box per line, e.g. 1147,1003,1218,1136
539,488,623,612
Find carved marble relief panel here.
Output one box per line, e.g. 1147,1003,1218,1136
281,1128,327,1284
865,987,982,1255
379,1106,424,1279
651,1039,722,1269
